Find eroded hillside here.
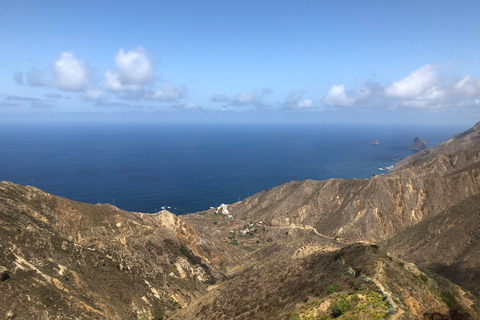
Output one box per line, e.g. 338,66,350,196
0,182,230,319
174,244,478,319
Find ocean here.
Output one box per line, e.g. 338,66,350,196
0,122,469,215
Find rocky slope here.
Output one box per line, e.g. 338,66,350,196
382,192,480,296
0,182,231,319
174,244,478,319
2,122,480,319
212,121,480,246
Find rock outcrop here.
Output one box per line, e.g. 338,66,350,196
411,136,427,151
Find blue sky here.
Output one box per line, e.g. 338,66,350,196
1,0,480,123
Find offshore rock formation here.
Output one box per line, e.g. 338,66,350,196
3,122,480,319
410,136,427,152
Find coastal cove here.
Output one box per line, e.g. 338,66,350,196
0,122,468,215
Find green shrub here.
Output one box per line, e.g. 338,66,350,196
153,308,164,320
441,291,462,310
286,312,301,320
327,283,339,294
330,300,351,318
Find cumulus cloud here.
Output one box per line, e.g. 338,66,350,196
171,102,205,112
105,47,155,92
282,91,315,110
321,64,480,110
298,99,314,108
103,47,185,103
322,85,354,106
105,70,142,91
114,47,154,85
210,90,272,108
384,64,436,98
231,92,258,106
453,76,480,96
54,52,90,91
80,89,131,107
402,87,444,108
152,81,186,101
229,89,272,108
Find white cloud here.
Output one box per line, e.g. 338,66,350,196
113,47,155,85
105,47,155,92
402,87,444,108
297,99,314,108
231,92,258,106
322,84,354,106
105,70,142,91
283,91,315,109
320,64,474,110
54,52,90,91
105,47,155,93
172,102,204,112
152,82,186,101
229,89,272,108
385,64,436,98
453,76,480,96
103,47,185,102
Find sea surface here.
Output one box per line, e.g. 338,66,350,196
0,122,469,215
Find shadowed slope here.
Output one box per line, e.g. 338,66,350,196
382,193,480,296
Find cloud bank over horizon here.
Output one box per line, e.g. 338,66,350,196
322,64,480,111
5,50,480,123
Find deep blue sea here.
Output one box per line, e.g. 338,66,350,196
0,122,469,215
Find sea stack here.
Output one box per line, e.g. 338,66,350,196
411,136,427,152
